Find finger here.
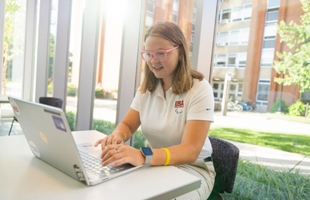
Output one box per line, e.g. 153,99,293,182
112,137,123,145
101,148,117,162
102,152,124,167
94,139,103,147
101,145,117,159
106,135,115,146
100,138,108,150
111,157,129,167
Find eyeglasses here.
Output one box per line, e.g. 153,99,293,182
140,46,179,62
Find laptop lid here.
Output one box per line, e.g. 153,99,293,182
8,96,91,185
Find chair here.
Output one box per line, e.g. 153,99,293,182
207,136,240,200
8,97,63,136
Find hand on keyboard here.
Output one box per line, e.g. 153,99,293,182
94,131,125,150
100,144,145,167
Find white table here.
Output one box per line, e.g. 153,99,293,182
0,131,201,200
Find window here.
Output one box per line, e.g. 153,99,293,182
266,10,279,22
145,15,154,30
244,5,252,20
238,53,247,68
221,9,231,23
228,54,237,67
213,82,243,100
256,80,271,102
241,29,250,45
217,31,229,45
172,0,179,23
219,4,252,24
232,6,242,22
215,54,226,66
147,0,155,15
267,0,281,8
230,30,239,46
261,49,275,67
301,90,310,100
218,29,250,46
214,53,247,68
264,23,277,39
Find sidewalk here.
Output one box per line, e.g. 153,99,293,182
225,139,310,175
214,111,310,135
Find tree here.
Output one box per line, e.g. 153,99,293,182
2,0,20,95
273,0,310,93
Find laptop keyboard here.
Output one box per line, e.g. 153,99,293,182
78,149,127,178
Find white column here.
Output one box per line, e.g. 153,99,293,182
116,0,145,145
34,0,52,102
192,0,219,82
23,0,37,101
75,0,100,131
53,0,72,110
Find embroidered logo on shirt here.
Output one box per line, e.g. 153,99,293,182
206,108,211,113
175,108,183,114
175,100,184,108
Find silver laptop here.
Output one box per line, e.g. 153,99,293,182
8,96,142,186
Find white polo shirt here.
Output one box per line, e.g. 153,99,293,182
130,78,214,160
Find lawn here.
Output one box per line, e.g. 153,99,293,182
222,159,310,200
209,126,310,156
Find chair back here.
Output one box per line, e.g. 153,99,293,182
209,136,239,193
39,97,63,109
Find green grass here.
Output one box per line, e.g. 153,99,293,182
222,159,310,200
209,126,310,156
254,112,310,124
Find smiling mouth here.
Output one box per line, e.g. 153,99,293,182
153,66,163,70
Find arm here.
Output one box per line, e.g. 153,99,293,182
101,120,211,167
94,108,141,149
149,120,211,165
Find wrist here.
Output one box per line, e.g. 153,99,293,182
113,130,127,141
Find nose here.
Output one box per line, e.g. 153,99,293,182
150,55,159,64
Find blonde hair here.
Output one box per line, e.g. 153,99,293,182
140,21,204,95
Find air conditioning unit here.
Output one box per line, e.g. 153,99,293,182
221,19,229,24
216,42,227,47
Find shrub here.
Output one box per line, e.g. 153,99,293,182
95,88,105,98
270,99,288,113
67,85,78,97
66,111,76,131
288,99,305,116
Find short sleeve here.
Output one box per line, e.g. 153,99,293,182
130,90,141,112
187,80,214,122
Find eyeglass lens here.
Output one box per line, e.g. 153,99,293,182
142,51,166,61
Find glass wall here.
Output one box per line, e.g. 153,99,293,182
91,0,125,134
133,0,198,148
46,0,58,97
212,0,309,114
65,0,84,131
3,0,27,98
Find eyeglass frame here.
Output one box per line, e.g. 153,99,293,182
140,46,179,62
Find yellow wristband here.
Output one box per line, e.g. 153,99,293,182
115,130,127,141
161,148,170,166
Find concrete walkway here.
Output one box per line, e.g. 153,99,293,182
227,140,310,175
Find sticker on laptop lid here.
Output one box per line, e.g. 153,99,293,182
52,115,67,132
9,99,20,115
39,131,48,144
29,140,40,157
